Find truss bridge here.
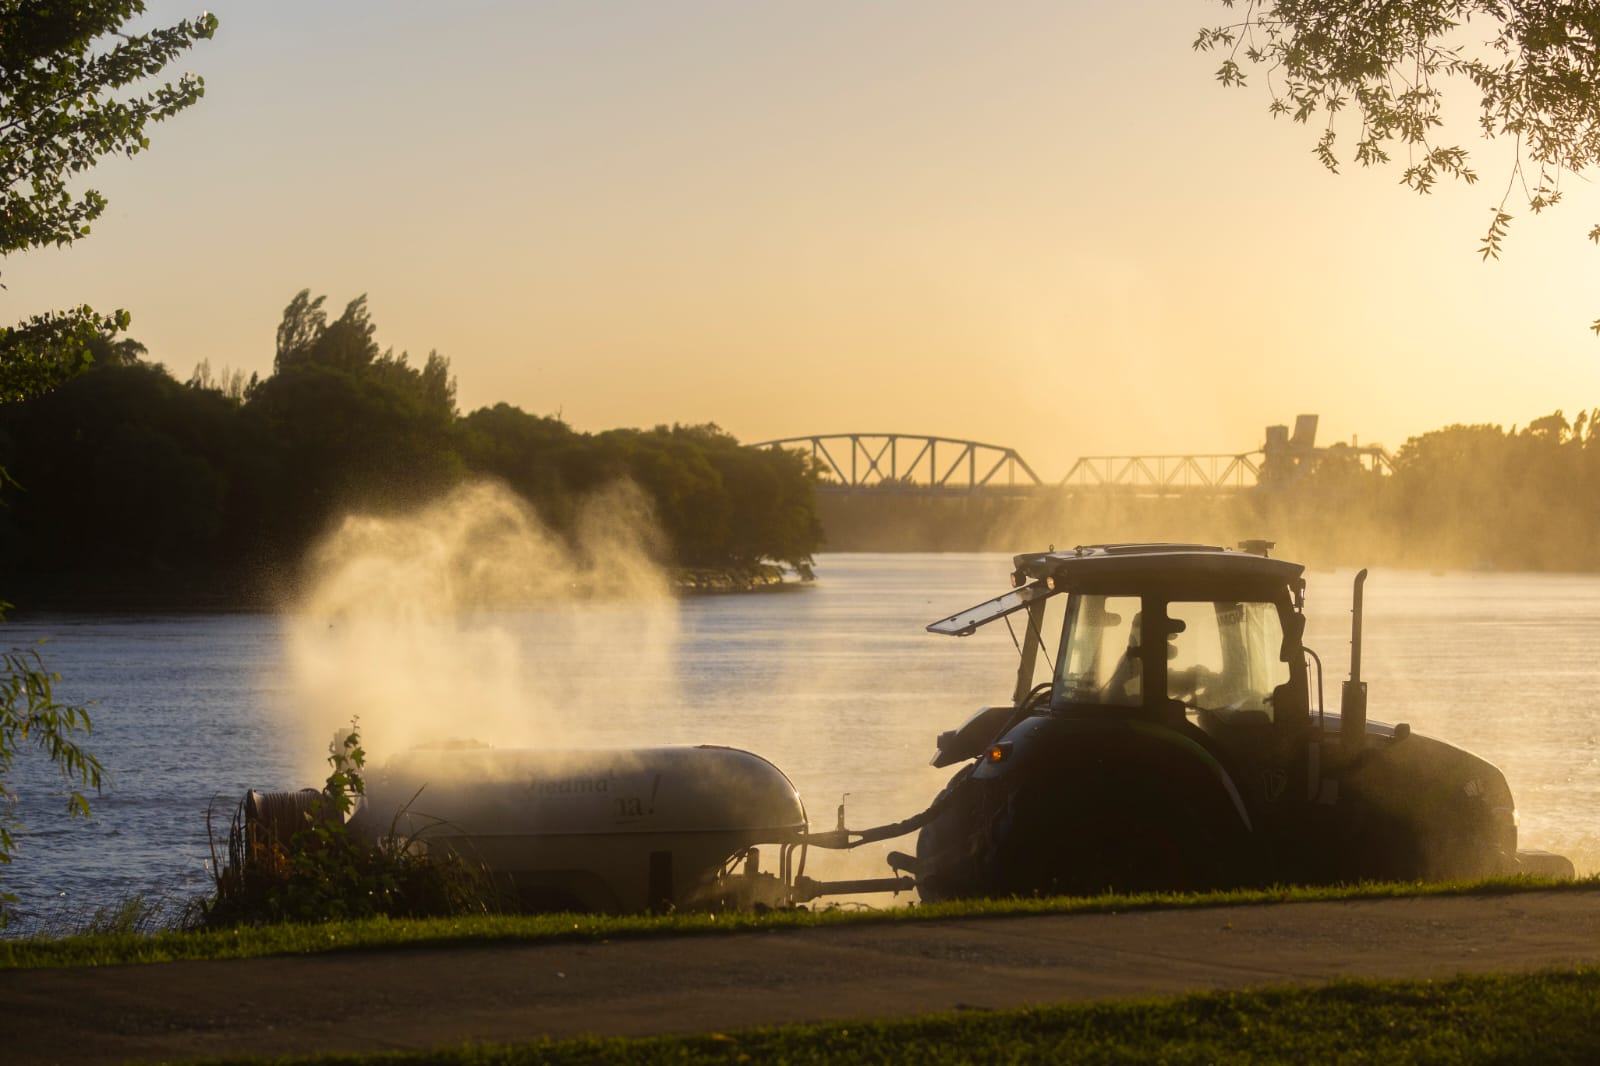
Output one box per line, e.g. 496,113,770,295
750,434,1043,495
754,417,1392,496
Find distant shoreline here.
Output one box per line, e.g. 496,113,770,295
8,550,1588,618
0,565,811,617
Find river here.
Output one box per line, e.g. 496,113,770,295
3,553,1597,934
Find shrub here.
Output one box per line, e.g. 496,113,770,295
197,724,497,927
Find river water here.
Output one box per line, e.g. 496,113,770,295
3,553,1598,934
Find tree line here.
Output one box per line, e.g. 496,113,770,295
1260,412,1600,572
815,412,1600,574
0,291,823,607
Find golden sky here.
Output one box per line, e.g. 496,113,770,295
6,1,1598,476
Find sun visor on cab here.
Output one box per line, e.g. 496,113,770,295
926,579,1052,637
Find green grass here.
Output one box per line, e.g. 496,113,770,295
186,967,1600,1065
3,874,1594,970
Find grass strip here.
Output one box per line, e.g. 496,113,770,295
3,874,1594,971
187,967,1600,1065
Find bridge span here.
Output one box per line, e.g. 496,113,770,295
754,419,1392,495
751,433,1045,494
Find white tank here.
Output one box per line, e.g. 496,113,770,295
347,744,808,912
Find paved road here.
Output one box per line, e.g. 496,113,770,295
7,890,1600,1064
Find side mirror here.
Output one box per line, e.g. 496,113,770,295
1282,612,1305,661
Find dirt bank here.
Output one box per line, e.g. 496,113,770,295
7,890,1600,1064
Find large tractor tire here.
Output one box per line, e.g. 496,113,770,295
913,765,997,903
984,770,1250,897
915,759,1256,900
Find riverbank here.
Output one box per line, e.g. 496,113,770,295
6,889,1599,1064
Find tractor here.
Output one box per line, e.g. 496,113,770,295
906,542,1573,899
239,542,1572,912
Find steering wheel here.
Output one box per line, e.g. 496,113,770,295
1020,681,1053,715
977,682,1053,754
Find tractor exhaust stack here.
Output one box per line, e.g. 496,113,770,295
1341,568,1369,754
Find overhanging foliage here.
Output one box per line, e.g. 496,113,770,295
1198,1,1600,326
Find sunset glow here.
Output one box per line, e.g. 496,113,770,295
6,0,1597,475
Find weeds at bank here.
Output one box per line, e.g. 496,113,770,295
2,873,1593,970
4,890,196,941
193,724,500,930
164,967,1600,1065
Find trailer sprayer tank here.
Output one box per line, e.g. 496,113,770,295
242,741,926,913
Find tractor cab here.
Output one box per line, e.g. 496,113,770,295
1047,562,1306,733
929,543,1312,769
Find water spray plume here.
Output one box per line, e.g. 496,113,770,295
279,479,679,778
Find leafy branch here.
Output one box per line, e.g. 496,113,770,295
0,622,104,926
0,3,218,281
1,2,217,399
1197,1,1600,330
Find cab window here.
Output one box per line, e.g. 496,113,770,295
1054,594,1140,707
1166,600,1288,720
